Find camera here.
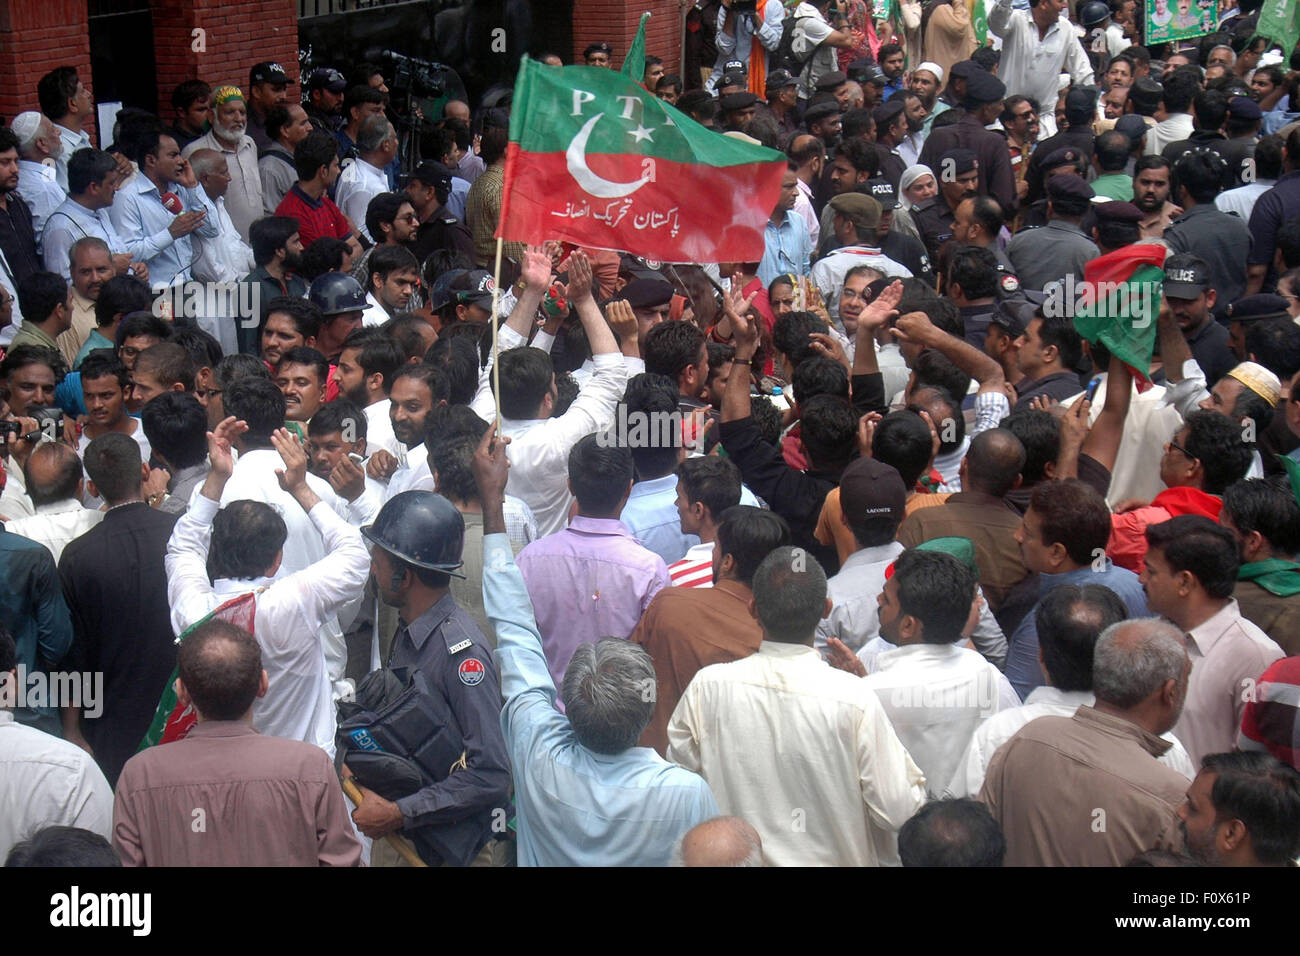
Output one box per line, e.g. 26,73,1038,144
733,0,759,10
368,49,449,100
28,406,64,442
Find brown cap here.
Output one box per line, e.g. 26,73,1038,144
829,193,882,230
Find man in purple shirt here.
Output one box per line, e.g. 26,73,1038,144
516,435,671,694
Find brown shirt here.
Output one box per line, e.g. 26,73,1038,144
980,706,1187,867
112,721,362,867
896,490,1028,612
1138,200,1182,240
632,579,763,756
1233,580,1300,656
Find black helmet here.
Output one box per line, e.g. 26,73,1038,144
1080,1,1110,26
362,491,466,577
309,271,367,316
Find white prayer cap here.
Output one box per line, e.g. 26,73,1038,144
10,111,43,146
915,62,944,83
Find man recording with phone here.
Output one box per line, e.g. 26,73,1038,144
708,0,785,96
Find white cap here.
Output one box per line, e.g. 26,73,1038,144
915,62,944,83
10,111,42,146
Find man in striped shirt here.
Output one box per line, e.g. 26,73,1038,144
668,456,743,588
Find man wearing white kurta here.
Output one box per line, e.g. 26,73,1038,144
168,426,368,757
668,546,926,866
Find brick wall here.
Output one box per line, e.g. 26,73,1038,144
572,0,683,74
0,0,95,140
151,0,300,118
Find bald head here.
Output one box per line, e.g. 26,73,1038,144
443,100,471,124
187,148,226,180
964,428,1026,497
23,442,83,507
673,817,764,867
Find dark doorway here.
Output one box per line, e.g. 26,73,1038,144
88,0,160,128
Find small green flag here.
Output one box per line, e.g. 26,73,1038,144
1278,454,1300,509
972,0,988,46
621,12,651,83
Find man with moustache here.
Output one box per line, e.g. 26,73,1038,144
183,87,264,243
245,62,292,152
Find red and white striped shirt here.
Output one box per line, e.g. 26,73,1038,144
668,542,715,588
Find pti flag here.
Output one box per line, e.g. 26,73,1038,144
137,592,258,750
496,56,788,263
971,0,988,45
1072,242,1168,390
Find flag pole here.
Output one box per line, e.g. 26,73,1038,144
490,236,504,436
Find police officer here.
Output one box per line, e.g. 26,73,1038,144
872,100,908,189
866,178,933,283
913,147,979,261
1023,88,1100,206
351,490,512,866
918,68,1018,216
1018,146,1087,230
720,91,759,132
1007,174,1099,293
309,271,368,363
408,160,474,265
304,67,347,135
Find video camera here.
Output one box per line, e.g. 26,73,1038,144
0,406,63,446
366,48,449,99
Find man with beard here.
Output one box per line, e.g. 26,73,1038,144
258,103,314,215
1133,155,1180,239
349,192,419,292
379,364,449,500
183,87,264,243
804,101,842,153
332,327,404,457
109,127,217,289
908,63,950,140
0,127,41,327
303,68,347,135
11,112,65,245
246,62,291,152
240,217,307,355
894,92,929,168
919,69,1016,215
872,100,909,190
1178,752,1300,867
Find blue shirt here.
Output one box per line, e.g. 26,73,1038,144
108,175,220,287
42,197,129,282
620,474,699,566
484,532,718,866
1004,558,1149,700
758,210,811,287
446,177,471,224
0,528,73,734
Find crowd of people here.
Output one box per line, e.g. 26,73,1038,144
3,0,1300,869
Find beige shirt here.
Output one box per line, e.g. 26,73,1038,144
1175,599,1285,766
113,721,362,866
56,289,96,369
980,706,1188,867
182,131,264,243
1138,200,1182,240
667,641,927,866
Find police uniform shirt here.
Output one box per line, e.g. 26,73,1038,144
1023,127,1095,205
880,229,934,285
1006,220,1099,292
875,144,907,191
913,195,957,261
916,113,1019,217
1162,205,1253,317
386,592,511,855
1184,316,1236,385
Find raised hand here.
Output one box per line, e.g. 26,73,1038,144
826,637,867,678
329,454,368,503
520,244,554,291
565,249,594,302
271,427,309,493
206,415,247,479
860,279,903,332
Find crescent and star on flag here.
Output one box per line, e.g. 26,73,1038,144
564,88,671,199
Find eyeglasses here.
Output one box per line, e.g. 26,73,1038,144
1165,439,1197,460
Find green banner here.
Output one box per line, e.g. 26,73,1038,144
1145,0,1216,45
1254,0,1300,56
621,11,650,84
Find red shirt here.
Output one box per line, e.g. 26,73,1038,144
1107,486,1222,573
274,185,351,247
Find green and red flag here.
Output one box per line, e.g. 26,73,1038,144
497,56,788,263
137,592,257,751
1071,242,1167,390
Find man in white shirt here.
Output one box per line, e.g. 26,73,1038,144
0,626,113,859
186,149,255,355
481,248,628,536
988,0,1095,140
791,0,857,102
181,86,264,243
76,350,151,465
0,443,100,563
361,245,419,329
36,67,93,193
1141,516,1285,765
167,419,369,757
369,363,449,501
812,194,912,323
668,545,927,866
11,112,66,248
332,327,405,459
218,375,368,700
945,583,1195,798
1144,68,1198,156
862,547,1019,795
335,117,398,244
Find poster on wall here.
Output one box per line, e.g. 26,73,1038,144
1145,0,1217,44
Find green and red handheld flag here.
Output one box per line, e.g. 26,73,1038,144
1072,242,1167,390
137,592,258,750
496,55,788,263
